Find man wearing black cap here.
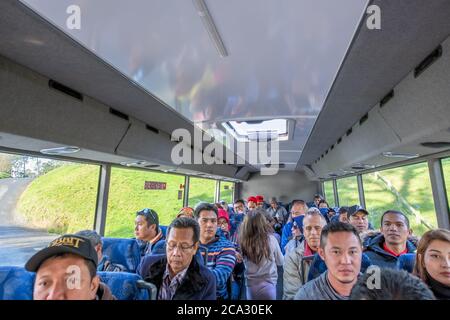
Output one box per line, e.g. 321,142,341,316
348,208,370,234
25,234,115,300
135,208,165,256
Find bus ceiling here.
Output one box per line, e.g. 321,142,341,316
1,0,450,181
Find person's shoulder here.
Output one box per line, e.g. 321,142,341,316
294,277,317,300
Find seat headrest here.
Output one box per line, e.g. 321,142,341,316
101,238,141,273
0,266,34,300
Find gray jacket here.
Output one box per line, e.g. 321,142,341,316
294,271,349,300
283,240,314,300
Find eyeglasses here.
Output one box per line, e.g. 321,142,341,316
167,242,196,253
141,208,157,223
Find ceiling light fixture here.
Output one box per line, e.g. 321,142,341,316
193,0,228,57
40,146,80,155
382,152,419,159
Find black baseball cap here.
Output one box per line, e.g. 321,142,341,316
25,234,98,272
347,206,369,218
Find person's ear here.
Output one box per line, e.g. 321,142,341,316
408,228,413,236
193,241,199,252
90,275,100,299
318,247,325,261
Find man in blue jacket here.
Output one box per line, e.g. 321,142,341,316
364,210,416,269
138,217,216,300
281,199,308,254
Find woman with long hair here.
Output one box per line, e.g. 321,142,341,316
239,209,284,300
413,228,450,299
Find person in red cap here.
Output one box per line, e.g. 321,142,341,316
256,195,265,209
247,196,257,210
217,208,231,239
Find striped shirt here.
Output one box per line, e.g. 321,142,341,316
201,236,236,300
158,265,188,300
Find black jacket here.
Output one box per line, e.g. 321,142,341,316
139,254,216,300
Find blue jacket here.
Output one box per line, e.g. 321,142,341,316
138,254,216,300
364,234,416,269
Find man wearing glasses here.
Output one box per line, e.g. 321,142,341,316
137,217,216,300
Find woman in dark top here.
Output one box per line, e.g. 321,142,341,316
414,229,450,300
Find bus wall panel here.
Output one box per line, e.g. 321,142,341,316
239,171,319,204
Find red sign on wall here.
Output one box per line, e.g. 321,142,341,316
144,181,167,190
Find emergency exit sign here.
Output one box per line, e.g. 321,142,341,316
144,181,167,190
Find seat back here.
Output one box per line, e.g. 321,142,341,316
98,271,156,300
101,238,141,273
0,266,34,300
160,225,167,237
397,253,416,273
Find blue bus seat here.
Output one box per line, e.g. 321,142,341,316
0,266,34,300
101,238,141,273
397,253,416,273
98,271,156,300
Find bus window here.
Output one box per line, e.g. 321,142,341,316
219,181,234,204
336,176,359,207
362,162,438,235
188,177,215,207
104,167,184,238
323,180,336,207
0,152,99,266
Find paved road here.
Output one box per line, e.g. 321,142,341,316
0,178,57,266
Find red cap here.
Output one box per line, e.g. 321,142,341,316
217,209,230,231
256,195,264,202
247,196,257,203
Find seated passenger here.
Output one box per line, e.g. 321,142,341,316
267,197,289,226
239,210,283,300
413,229,450,300
230,199,246,242
247,196,257,211
284,219,303,256
138,217,216,300
75,230,125,272
135,208,165,256
25,234,115,300
281,199,308,254
195,203,237,300
333,207,349,223
294,222,362,300
313,194,323,208
364,210,416,269
283,208,327,299
256,195,268,209
318,199,329,209
348,208,370,234
176,207,194,219
217,208,231,240
350,268,435,300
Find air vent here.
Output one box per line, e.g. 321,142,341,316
421,142,450,149
380,90,394,108
337,138,342,144
48,80,83,101
325,150,328,155
109,108,129,121
351,163,376,170
346,128,352,136
331,145,334,150
146,125,159,134
359,113,368,125
414,45,443,78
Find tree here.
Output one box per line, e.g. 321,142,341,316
0,154,13,174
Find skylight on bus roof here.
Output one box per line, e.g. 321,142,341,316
223,119,289,142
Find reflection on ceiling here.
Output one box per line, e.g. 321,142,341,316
20,0,368,168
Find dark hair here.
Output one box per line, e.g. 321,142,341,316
318,199,329,207
350,268,435,300
291,199,305,207
239,211,271,264
234,199,245,206
314,194,323,200
136,208,159,230
75,230,102,247
167,217,200,243
320,222,361,249
381,210,410,228
194,203,218,219
339,207,349,214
